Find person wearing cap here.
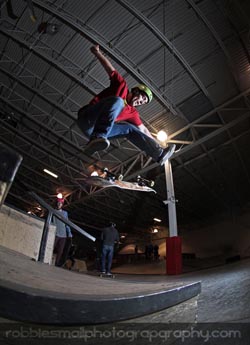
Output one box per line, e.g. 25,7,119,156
77,44,175,165
53,198,72,267
100,222,119,275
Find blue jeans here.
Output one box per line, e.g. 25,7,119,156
101,244,114,273
77,96,163,161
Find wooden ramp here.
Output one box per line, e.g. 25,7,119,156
0,246,201,325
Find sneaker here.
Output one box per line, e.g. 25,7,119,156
158,144,176,165
106,272,112,276
85,137,110,154
100,271,106,274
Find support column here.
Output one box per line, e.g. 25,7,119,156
38,211,52,262
165,160,177,237
164,160,182,274
0,143,22,207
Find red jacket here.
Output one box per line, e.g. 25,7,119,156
90,70,142,126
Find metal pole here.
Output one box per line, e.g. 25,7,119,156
38,211,52,262
164,160,178,237
0,142,22,207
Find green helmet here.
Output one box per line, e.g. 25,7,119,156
133,84,153,103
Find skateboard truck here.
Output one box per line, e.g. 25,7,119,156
90,164,123,181
102,168,123,182
136,175,155,187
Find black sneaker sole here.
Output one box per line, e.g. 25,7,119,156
84,139,110,155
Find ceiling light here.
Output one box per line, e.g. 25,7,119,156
153,218,161,222
38,22,59,35
153,228,158,233
43,169,58,178
157,130,168,142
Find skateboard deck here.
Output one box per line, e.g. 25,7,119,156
84,176,156,193
99,273,115,278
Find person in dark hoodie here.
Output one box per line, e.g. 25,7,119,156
100,222,119,275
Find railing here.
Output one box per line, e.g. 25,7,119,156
28,192,96,262
0,142,96,262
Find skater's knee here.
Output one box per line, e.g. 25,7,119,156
106,96,124,110
126,123,140,135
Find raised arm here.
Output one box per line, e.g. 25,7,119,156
90,44,115,77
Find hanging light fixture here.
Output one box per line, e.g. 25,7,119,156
43,169,58,178
157,130,168,142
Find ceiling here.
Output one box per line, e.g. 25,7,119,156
1,0,250,237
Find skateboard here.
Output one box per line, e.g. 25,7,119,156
99,273,115,278
83,176,156,193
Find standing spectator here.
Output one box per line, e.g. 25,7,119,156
145,244,149,260
154,244,159,261
100,222,119,275
53,198,72,267
148,243,154,260
134,244,139,254
134,244,138,261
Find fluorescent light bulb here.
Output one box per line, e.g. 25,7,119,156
43,168,58,178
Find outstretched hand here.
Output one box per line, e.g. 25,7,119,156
90,44,100,55
89,44,115,76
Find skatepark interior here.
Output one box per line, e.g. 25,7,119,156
0,204,249,342
1,0,250,342
0,244,250,343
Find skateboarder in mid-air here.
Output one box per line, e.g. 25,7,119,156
77,44,176,165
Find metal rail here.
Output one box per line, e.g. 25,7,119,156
28,191,96,262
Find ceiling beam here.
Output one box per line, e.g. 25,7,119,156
118,0,210,99
186,0,240,89
32,0,178,116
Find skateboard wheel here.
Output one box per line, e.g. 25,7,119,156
118,174,123,181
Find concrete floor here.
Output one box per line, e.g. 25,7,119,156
0,249,250,344
111,257,250,322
